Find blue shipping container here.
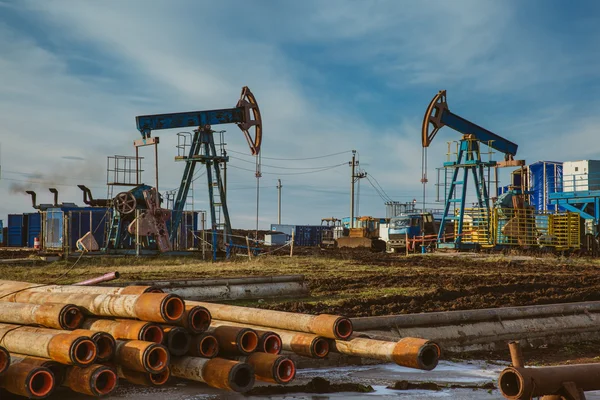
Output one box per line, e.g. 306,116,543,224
26,213,41,247
68,209,109,251
529,161,563,212
0,220,3,245
7,214,24,247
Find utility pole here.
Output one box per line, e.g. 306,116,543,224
349,150,367,228
277,179,282,224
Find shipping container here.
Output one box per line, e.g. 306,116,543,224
270,224,295,236
563,160,600,192
264,233,287,246
26,213,42,247
7,214,24,247
528,161,563,211
43,207,110,251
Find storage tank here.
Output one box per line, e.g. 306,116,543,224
528,161,563,211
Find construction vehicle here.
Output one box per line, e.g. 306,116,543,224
320,218,343,248
386,212,437,252
336,216,386,251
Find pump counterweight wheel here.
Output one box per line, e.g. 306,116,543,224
422,90,448,148
114,192,137,215
236,86,262,155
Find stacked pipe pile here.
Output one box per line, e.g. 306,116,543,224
0,279,440,398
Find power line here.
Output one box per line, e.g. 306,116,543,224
367,172,393,202
227,149,352,161
228,163,347,176
229,155,348,170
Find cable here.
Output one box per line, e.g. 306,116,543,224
229,156,347,170
227,149,352,161
367,173,393,202
228,163,347,176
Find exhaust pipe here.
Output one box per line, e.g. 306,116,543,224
187,300,353,340
189,333,219,358
63,364,118,397
116,365,170,387
114,340,169,374
236,353,296,384
0,363,55,399
208,325,258,356
0,302,83,330
211,321,329,359
162,326,192,357
49,188,58,206
26,191,39,210
0,324,97,366
331,337,440,371
180,305,212,334
72,329,116,363
170,357,255,393
499,364,600,399
83,319,165,343
73,272,121,286
0,289,185,324
11,354,67,386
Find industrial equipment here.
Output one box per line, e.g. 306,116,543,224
422,90,525,250
135,86,262,260
320,218,342,248
386,212,437,252
336,216,386,251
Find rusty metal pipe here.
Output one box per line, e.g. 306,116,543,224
162,326,192,357
0,302,83,330
82,319,165,343
508,341,524,368
114,340,169,374
256,330,282,355
208,325,258,356
211,320,329,358
170,357,255,393
187,300,352,340
0,290,185,324
189,333,220,358
179,305,212,334
72,329,116,363
0,363,55,399
0,346,10,375
10,354,66,385
0,280,162,295
499,364,600,399
0,324,96,366
63,364,118,397
331,337,440,370
236,353,296,384
73,272,121,286
116,365,170,386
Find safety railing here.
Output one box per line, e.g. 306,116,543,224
558,170,600,193
455,208,494,247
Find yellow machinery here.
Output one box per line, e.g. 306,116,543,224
336,216,386,251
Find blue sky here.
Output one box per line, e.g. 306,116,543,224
0,0,599,229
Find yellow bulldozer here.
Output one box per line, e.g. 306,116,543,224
336,216,386,251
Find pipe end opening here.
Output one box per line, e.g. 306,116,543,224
61,305,84,330
313,338,330,358
499,370,522,398
167,329,191,356
199,335,219,358
0,347,9,374
150,368,170,386
189,307,211,332
73,339,97,366
229,363,255,393
163,296,185,322
146,345,169,373
94,334,116,362
334,318,353,339
418,345,440,371
141,325,164,344
29,370,54,398
262,334,282,354
94,368,118,396
276,358,296,384
240,331,258,354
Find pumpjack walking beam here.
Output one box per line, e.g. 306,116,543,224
134,86,262,258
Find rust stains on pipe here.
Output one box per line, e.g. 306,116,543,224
162,326,192,357
187,300,352,340
82,319,165,343
10,354,66,386
189,333,219,358
256,330,282,355
117,366,170,386
0,290,185,324
73,272,121,286
170,356,255,393
0,279,161,295
0,363,55,399
208,325,258,356
64,364,118,397
332,337,440,371
0,324,97,366
180,305,212,334
211,320,329,359
72,329,115,363
114,340,169,374
508,341,524,368
238,353,296,384
499,364,600,399
0,302,83,330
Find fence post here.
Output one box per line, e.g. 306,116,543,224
246,236,252,260
405,232,409,256
290,231,295,257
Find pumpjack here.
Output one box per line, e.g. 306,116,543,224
422,90,524,250
134,86,262,260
